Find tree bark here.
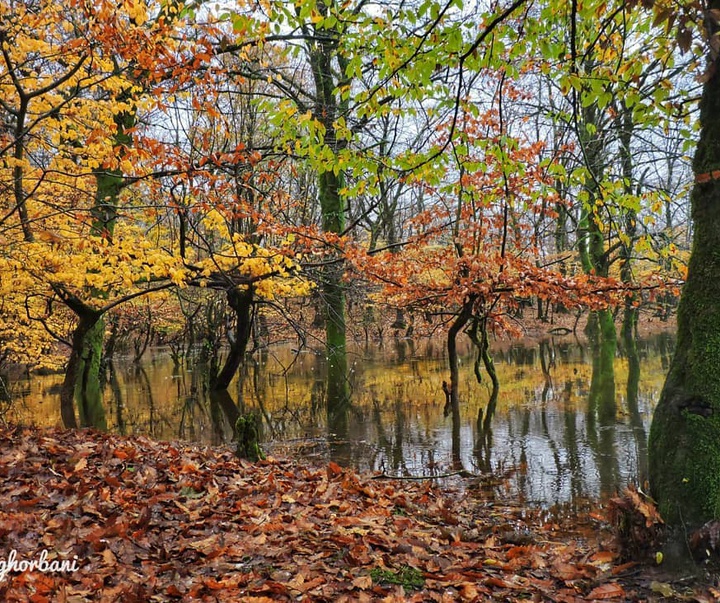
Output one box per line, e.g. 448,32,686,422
649,42,720,529
60,309,103,429
211,288,254,392
446,300,474,417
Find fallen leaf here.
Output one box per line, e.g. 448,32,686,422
650,581,675,597
587,582,626,599
327,461,343,478
0,425,713,603
102,548,116,566
352,575,373,590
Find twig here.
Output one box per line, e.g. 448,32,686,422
371,469,475,480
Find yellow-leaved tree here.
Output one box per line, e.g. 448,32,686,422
0,0,310,426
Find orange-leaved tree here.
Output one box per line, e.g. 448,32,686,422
350,104,628,421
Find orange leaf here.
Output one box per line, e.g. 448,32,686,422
166,585,184,597
611,561,638,575
203,577,224,590
589,551,616,564
507,545,533,559
587,583,626,599
327,461,343,478
485,576,511,588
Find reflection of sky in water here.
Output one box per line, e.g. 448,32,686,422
322,404,654,507
7,331,674,507
266,333,671,506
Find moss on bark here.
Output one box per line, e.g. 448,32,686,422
235,412,265,462
649,38,720,529
75,318,107,430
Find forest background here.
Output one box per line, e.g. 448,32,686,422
1,0,715,541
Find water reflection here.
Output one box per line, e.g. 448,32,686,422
4,332,674,506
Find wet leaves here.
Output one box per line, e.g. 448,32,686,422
0,425,708,601
607,484,664,561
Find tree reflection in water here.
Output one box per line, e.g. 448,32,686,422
8,330,671,507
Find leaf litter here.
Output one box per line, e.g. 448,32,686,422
0,425,714,601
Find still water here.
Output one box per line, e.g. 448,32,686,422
4,331,675,507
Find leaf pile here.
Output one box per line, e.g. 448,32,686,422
0,425,707,601
606,485,664,561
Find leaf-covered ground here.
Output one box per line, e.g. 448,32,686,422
0,425,714,602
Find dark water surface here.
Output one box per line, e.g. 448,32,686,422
5,331,676,507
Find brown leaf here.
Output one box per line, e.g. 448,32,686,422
187,534,221,555
352,575,373,590
459,582,480,599
102,548,117,566
587,582,626,599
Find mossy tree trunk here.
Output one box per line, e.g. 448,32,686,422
61,101,135,429
586,311,618,497
320,174,349,408
577,91,617,411
306,7,351,410
649,38,720,530
234,411,265,462
618,99,640,357
59,303,102,429
75,318,108,429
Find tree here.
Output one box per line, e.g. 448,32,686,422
0,0,187,427
648,0,720,533
0,0,311,427
351,103,626,420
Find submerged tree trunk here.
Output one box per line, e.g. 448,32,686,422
211,287,254,392
649,43,720,529
60,309,103,429
586,309,617,421
624,325,646,485
446,301,473,417
468,316,499,429
586,310,618,497
75,318,107,429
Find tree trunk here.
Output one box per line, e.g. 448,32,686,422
75,318,108,429
61,101,135,427
446,301,474,417
306,7,351,411
649,44,720,529
211,288,254,392
61,310,102,429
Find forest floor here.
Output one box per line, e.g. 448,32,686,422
0,425,716,602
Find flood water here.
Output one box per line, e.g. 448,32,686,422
4,330,676,507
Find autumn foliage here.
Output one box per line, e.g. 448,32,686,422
0,0,690,379
0,0,310,373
